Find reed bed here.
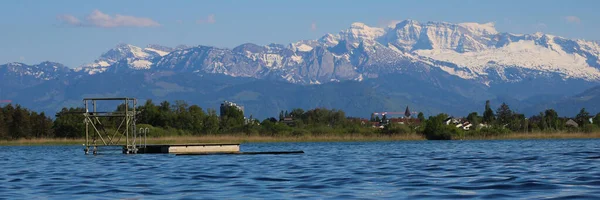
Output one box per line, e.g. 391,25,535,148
0,134,425,146
3,132,600,146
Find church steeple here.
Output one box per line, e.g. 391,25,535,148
404,106,411,118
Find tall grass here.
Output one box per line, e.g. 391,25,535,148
0,138,85,146
0,134,425,146
3,132,600,146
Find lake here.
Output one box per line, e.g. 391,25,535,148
1,139,599,199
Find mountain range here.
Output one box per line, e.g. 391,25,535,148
1,19,600,119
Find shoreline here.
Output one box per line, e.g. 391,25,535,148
462,132,600,140
1,132,600,146
0,134,425,146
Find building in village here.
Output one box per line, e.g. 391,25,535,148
445,117,474,131
566,119,579,128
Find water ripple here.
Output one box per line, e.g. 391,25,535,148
1,140,600,198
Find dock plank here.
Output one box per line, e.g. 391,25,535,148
175,151,305,156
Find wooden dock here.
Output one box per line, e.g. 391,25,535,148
134,143,241,154
126,143,304,155
175,151,305,156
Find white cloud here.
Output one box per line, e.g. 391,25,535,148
376,19,406,28
196,14,216,24
311,22,317,31
87,10,160,28
565,16,581,24
380,20,402,28
56,10,160,28
57,14,82,25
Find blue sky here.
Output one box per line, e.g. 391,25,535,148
2,0,599,67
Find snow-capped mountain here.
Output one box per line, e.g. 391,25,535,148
3,19,600,119
0,61,71,80
60,20,600,88
74,43,176,74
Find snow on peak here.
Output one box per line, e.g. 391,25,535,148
296,44,313,52
350,22,369,28
532,32,545,38
77,43,178,74
8,62,24,67
318,33,340,46
339,22,385,46
458,22,498,35
130,59,152,69
415,39,600,81
126,45,150,58
144,47,169,56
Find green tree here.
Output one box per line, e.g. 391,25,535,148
173,100,188,113
279,110,284,121
53,107,85,138
11,105,32,139
508,114,526,132
382,123,411,135
203,109,220,134
483,100,495,124
159,101,171,112
544,109,559,130
138,99,160,126
536,112,548,131
2,104,14,139
156,101,173,128
496,103,513,126
575,108,591,126
593,113,600,127
188,105,206,134
220,104,245,132
417,112,425,123
243,115,260,135
29,112,54,138
466,112,480,126
422,113,461,140
290,108,304,118
38,112,54,138
172,100,192,130
0,106,6,139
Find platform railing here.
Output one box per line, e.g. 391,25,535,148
138,127,149,148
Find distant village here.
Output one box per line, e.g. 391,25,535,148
222,100,592,132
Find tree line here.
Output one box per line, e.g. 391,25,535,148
0,104,54,140
2,99,600,140
422,100,600,140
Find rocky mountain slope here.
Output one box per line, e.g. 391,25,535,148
1,19,600,118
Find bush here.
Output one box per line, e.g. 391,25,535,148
136,124,191,137
477,126,510,136
581,124,597,133
309,126,334,136
422,114,463,140
382,123,411,135
291,129,310,137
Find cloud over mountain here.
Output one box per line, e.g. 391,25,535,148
196,14,216,24
57,10,160,28
565,16,581,24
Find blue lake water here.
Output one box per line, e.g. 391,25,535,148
1,139,600,199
